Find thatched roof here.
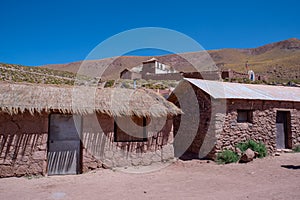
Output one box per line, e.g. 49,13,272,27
0,82,181,117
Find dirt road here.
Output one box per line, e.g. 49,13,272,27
0,153,299,200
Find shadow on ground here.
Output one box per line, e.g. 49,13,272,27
281,165,300,170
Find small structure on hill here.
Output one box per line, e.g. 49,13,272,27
121,57,221,81
120,68,142,80
141,58,177,76
221,69,266,82
0,82,181,177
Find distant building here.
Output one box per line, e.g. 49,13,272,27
141,58,177,76
120,58,221,81
221,69,267,81
120,68,142,80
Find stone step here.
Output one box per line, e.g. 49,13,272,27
276,149,293,153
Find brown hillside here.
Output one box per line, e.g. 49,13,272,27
41,38,300,82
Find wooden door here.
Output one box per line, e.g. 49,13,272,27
276,111,291,149
47,114,81,175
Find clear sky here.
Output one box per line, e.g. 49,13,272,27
0,0,299,66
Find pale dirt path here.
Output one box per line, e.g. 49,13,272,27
0,153,300,200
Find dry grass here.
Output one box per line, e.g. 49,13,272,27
0,82,182,117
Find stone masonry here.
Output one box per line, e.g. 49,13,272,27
172,84,300,159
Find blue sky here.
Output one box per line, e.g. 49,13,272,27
0,0,299,66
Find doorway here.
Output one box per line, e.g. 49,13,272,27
276,111,292,149
47,114,82,175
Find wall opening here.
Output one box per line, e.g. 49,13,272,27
237,110,253,123
114,116,148,142
276,111,292,149
47,114,82,175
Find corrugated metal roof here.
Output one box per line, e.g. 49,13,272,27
184,78,300,102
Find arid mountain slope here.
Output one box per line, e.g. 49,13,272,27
38,38,300,82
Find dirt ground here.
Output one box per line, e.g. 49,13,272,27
0,153,300,200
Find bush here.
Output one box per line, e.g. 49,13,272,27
216,150,239,164
104,80,115,88
236,140,267,158
293,145,300,153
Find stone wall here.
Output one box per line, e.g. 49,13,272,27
143,73,183,81
120,70,142,80
291,102,300,146
0,112,48,177
221,69,268,82
81,114,174,171
143,71,221,81
215,100,300,156
172,84,300,160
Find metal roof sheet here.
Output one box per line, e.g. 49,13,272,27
184,78,300,102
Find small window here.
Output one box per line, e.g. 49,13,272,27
114,116,148,142
237,110,253,123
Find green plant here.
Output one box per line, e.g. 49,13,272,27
236,140,267,158
216,150,239,164
104,80,115,88
292,145,300,153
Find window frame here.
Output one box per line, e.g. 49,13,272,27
114,116,148,142
237,109,253,123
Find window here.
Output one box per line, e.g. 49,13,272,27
237,110,253,123
114,116,148,142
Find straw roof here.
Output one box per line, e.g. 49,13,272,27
0,82,181,117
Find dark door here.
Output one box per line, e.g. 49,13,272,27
276,111,291,149
47,114,82,175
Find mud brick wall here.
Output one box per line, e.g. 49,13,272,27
81,114,174,171
0,112,48,177
172,83,223,158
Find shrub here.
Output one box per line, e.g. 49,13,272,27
236,140,267,158
104,80,115,88
293,145,300,153
216,150,239,164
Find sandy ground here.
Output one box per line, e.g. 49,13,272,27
0,153,300,200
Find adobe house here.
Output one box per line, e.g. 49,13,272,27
0,82,181,177
120,68,142,80
141,58,177,76
169,78,300,159
221,69,267,82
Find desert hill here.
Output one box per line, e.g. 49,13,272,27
41,38,300,83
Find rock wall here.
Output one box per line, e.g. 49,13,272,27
81,114,174,171
221,69,268,82
172,84,300,160
143,73,183,81
216,100,300,155
0,112,48,177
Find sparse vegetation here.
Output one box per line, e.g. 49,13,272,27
0,63,77,85
292,145,300,153
236,140,267,158
104,80,115,88
111,79,179,90
216,150,239,164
